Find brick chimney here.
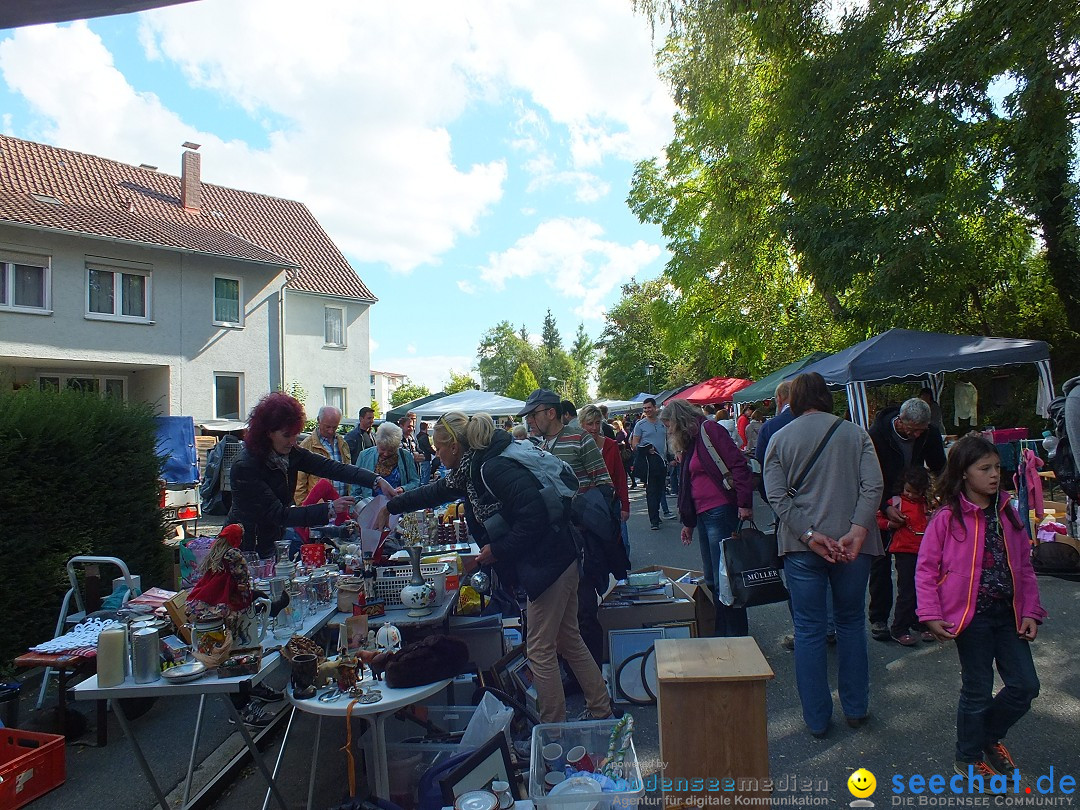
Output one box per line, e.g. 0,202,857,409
180,141,201,212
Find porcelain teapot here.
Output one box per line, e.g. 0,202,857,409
233,596,271,649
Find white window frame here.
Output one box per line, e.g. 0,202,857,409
85,259,152,323
0,253,51,314
324,386,347,414
324,305,346,348
212,275,244,328
37,373,126,401
214,373,244,420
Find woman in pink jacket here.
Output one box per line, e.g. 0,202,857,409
916,435,1047,781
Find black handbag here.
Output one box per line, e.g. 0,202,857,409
723,521,789,608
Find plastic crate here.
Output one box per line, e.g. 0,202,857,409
374,563,450,608
0,729,66,809
529,720,644,810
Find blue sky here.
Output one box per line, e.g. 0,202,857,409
0,0,675,391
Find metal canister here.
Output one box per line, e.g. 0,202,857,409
132,627,161,683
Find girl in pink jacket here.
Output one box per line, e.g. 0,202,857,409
916,435,1047,781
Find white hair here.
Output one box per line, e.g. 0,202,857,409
375,421,403,449
317,405,341,423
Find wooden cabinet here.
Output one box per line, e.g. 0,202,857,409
655,637,774,808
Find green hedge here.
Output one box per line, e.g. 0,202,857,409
0,388,171,669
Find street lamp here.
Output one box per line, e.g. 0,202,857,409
547,376,565,395
645,363,654,392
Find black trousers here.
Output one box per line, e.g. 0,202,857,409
891,552,919,635
576,574,604,666
868,547,894,625
639,450,666,527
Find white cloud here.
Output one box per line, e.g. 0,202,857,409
370,337,380,354
457,280,477,294
375,354,475,392
478,218,662,320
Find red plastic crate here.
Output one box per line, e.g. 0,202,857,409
0,729,66,809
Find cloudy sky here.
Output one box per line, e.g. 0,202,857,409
0,0,674,391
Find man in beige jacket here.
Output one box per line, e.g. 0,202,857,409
293,406,351,504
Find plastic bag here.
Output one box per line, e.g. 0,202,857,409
460,691,513,751
456,585,481,616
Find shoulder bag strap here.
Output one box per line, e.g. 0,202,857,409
785,418,843,498
699,423,734,490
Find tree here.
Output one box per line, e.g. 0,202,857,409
444,371,479,395
505,362,541,402
541,310,562,354
597,279,679,397
390,380,431,408
477,321,541,394
630,0,1078,374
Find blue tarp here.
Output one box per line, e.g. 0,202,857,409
155,416,199,484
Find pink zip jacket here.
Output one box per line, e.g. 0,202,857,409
916,494,1047,636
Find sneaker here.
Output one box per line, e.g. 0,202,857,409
229,702,273,728
954,760,1000,778
666,512,681,520
891,632,918,647
870,621,891,641
921,631,936,643
249,684,284,703
984,742,1018,775
651,524,660,531
576,708,614,721
781,635,795,651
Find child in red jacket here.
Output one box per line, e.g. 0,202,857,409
878,467,931,646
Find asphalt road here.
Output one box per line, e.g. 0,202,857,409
18,485,1080,809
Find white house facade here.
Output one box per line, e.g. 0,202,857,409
0,136,376,422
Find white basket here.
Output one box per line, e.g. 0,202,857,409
374,563,450,607
529,720,644,810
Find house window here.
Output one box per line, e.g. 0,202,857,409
67,377,100,395
325,387,346,414
214,373,243,420
213,276,243,326
370,387,376,401
39,376,60,391
0,257,50,312
86,262,150,321
369,374,375,385
324,306,345,347
38,374,125,400
104,378,125,400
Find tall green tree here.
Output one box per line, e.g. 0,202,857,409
444,371,479,395
505,362,541,402
390,380,431,408
541,310,562,354
477,321,541,394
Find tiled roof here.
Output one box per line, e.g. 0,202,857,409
0,135,376,301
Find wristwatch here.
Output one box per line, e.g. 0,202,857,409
802,528,815,542
373,475,384,490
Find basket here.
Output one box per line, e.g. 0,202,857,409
0,729,66,809
374,563,450,608
529,720,643,810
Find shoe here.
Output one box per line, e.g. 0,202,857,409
983,742,1018,775
576,708,615,721
826,632,837,645
892,632,918,647
845,715,869,729
781,635,795,651
954,760,1000,778
809,722,831,739
651,524,660,531
921,631,936,643
666,513,680,520
229,702,273,728
870,621,890,641
249,684,284,703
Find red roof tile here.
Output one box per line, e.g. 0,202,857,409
0,134,376,301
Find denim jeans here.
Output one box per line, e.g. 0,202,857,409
420,460,432,485
696,504,748,637
620,519,630,562
783,551,872,732
953,601,1040,762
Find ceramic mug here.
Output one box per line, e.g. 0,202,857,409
290,653,318,699
234,596,271,648
542,743,564,773
565,746,594,772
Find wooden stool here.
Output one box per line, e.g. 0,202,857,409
655,637,774,808
14,652,107,746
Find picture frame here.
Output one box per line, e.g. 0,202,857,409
489,644,526,698
439,727,517,805
645,620,696,639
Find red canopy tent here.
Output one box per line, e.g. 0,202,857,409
668,377,753,406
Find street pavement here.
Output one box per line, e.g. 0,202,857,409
17,483,1080,809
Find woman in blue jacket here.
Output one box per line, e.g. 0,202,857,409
351,421,421,498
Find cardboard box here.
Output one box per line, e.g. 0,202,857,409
598,565,702,660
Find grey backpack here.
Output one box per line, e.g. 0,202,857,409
480,439,578,524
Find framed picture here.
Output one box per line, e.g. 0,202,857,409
646,620,696,639
489,644,526,698
439,728,517,805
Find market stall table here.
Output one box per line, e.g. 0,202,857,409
13,651,106,744
70,603,340,810
276,673,454,809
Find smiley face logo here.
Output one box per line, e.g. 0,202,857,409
848,768,876,798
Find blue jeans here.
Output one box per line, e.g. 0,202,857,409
784,551,872,732
953,601,1040,762
696,505,748,637
620,519,630,561
420,460,432,485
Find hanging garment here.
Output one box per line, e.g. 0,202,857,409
1014,448,1045,521
954,382,978,425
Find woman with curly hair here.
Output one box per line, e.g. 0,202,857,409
227,392,398,557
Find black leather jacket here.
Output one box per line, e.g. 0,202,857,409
387,430,577,601
226,445,377,557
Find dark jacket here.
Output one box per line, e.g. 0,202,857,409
868,406,947,510
386,430,578,601
344,426,375,463
227,445,378,557
417,430,434,463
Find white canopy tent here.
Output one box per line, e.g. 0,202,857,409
591,399,644,415
412,390,527,419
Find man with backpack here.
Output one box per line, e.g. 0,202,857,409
519,389,627,666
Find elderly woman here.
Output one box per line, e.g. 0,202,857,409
763,372,883,737
660,399,754,636
579,404,631,557
351,421,421,498
227,393,397,559
377,411,613,724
